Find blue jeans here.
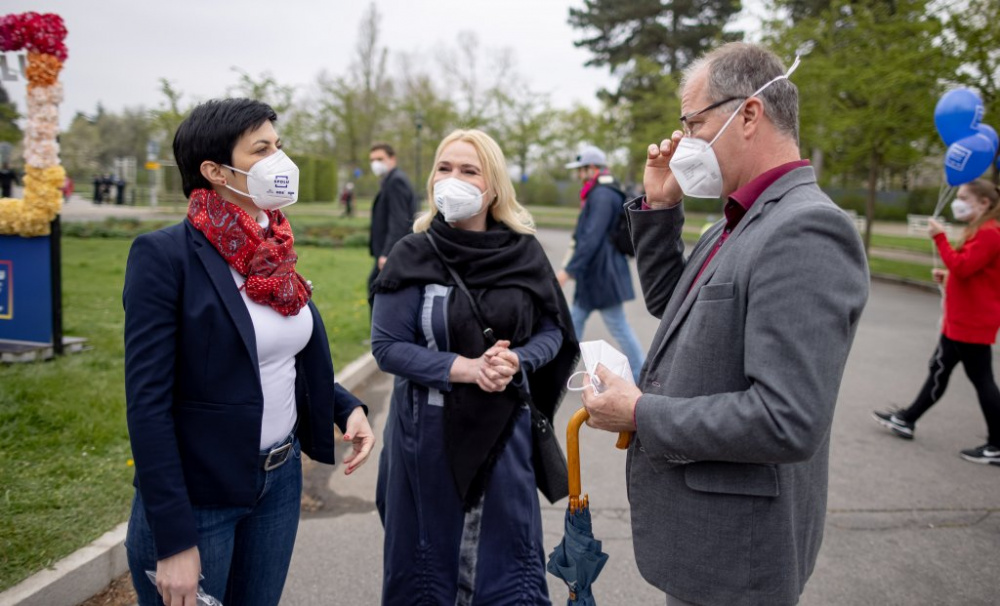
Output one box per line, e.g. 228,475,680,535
125,438,303,606
571,302,645,382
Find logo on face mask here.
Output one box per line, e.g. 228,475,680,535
274,175,289,188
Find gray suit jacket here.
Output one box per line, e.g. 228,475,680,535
626,167,869,606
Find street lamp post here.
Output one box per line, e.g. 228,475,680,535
415,111,424,198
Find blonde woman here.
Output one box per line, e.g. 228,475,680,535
371,129,579,604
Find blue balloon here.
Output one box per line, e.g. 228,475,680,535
976,124,999,152
935,88,984,145
945,133,994,186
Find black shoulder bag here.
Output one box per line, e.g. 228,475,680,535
425,232,569,504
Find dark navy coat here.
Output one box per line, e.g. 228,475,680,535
565,183,635,311
123,221,365,559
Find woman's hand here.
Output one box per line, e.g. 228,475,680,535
342,407,375,475
928,218,946,238
155,546,200,606
932,268,948,284
478,345,519,393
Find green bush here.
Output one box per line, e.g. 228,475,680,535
289,154,317,202
518,175,563,206
314,158,338,202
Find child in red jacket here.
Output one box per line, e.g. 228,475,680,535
874,178,1000,465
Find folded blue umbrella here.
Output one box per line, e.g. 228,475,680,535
546,505,610,606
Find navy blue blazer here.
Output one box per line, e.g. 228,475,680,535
370,168,417,259
565,183,636,311
123,221,366,559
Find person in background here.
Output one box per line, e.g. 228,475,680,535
874,178,1000,465
92,173,103,203
371,129,578,605
557,145,645,381
0,161,19,198
115,175,127,205
61,175,74,200
123,98,375,606
367,143,417,310
340,181,355,217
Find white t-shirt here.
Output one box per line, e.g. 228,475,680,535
231,213,313,449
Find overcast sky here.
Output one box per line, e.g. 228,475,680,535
3,0,767,129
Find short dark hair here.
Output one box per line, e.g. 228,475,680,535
369,142,395,157
173,98,278,197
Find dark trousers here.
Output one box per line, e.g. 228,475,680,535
899,334,1000,446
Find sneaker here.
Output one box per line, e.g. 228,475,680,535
960,444,1000,465
872,410,915,440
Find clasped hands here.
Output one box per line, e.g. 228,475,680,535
451,339,520,393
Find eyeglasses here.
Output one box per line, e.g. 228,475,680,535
679,96,746,137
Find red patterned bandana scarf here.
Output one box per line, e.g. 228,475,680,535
579,168,608,208
187,188,311,316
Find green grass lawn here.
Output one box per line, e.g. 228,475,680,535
869,257,936,283
0,237,371,591
869,233,934,255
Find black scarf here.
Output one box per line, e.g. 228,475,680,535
373,215,579,507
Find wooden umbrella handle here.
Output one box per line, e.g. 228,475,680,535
567,408,632,513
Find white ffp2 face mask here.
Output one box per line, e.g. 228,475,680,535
224,150,299,210
951,199,975,222
371,160,389,177
566,340,635,394
434,177,486,222
669,56,802,199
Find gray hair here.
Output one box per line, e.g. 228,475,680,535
682,42,799,143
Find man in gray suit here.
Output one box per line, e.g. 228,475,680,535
581,43,869,606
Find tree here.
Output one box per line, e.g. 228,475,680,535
436,31,513,128
148,78,190,161
568,0,742,185
772,0,834,22
769,0,954,251
492,79,558,201
568,0,743,77
944,0,1000,182
316,2,393,174
0,82,20,145
382,51,458,188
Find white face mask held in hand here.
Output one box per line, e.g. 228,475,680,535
566,339,635,395
670,55,802,199
434,177,486,222
223,150,300,210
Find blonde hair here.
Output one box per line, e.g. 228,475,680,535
957,178,1000,250
413,129,535,235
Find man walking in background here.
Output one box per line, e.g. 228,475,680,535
558,145,645,381
368,143,418,310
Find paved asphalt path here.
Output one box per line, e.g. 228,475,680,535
282,227,998,606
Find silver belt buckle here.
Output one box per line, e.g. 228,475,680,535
263,442,292,471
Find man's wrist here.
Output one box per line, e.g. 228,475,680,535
632,393,641,431
643,195,682,210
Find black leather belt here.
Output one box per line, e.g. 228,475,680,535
259,429,296,471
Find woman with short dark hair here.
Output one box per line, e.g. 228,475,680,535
123,98,375,606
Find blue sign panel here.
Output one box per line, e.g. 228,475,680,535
0,235,52,344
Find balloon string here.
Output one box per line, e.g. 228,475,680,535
933,183,956,219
